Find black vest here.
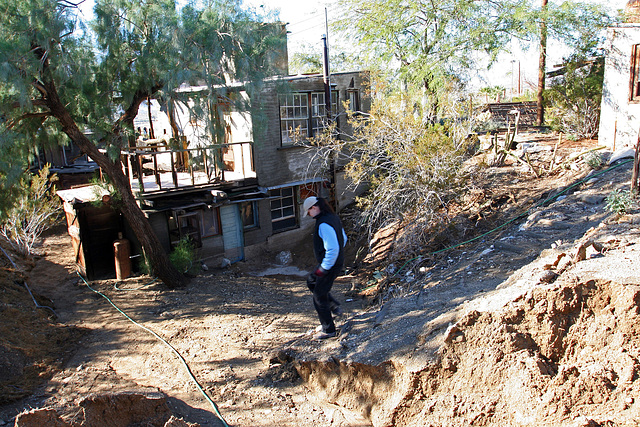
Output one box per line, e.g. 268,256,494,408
313,212,345,270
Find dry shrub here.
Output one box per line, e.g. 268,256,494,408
310,101,472,264
0,165,61,257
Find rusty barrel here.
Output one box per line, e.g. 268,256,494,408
114,237,131,280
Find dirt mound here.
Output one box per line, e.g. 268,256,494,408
293,209,640,426
0,250,84,404
392,277,640,426
14,391,199,427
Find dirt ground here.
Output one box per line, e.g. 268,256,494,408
1,132,639,426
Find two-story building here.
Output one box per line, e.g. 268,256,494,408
128,71,369,265
57,68,370,278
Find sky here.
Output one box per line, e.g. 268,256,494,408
244,0,631,91
78,0,631,90
241,0,339,52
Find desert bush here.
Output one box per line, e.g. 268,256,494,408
605,189,634,215
583,151,604,170
0,165,61,256
545,54,604,140
309,101,472,261
170,238,200,275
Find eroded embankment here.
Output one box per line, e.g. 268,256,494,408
293,221,640,426
296,277,640,426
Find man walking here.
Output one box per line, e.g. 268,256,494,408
303,196,347,339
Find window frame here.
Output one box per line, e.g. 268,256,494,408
240,201,259,230
279,91,339,145
269,187,297,232
200,206,222,238
347,89,361,113
279,93,309,145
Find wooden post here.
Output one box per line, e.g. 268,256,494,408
632,134,640,196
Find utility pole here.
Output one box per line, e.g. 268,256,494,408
322,8,331,119
537,0,548,126
321,8,338,211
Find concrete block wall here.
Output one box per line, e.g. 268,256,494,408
251,72,371,189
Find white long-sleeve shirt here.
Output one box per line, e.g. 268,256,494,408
318,222,348,271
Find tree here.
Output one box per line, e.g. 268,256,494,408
309,97,478,262
289,42,367,75
335,0,613,122
527,0,613,126
0,0,283,287
335,0,529,121
537,0,549,126
545,54,605,139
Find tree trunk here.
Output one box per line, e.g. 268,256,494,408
43,82,187,288
537,0,549,126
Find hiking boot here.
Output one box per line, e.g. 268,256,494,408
331,305,344,317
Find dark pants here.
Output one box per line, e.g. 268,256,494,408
308,266,342,333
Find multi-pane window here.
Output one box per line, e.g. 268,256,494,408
631,44,640,102
279,91,338,145
280,94,309,144
270,187,297,232
311,93,331,136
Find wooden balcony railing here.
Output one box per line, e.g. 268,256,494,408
120,141,256,195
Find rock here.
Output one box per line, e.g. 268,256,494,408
539,270,558,283
578,194,605,205
608,148,635,165
573,240,603,263
276,250,292,266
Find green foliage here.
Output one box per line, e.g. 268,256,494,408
0,0,284,161
289,50,323,75
583,151,604,170
289,42,368,75
605,189,634,215
333,0,613,119
89,173,123,210
169,238,200,275
334,0,528,112
0,0,285,286
0,165,61,256
546,54,605,140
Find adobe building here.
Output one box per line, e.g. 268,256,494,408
598,0,640,150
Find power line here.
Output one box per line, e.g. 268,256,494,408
284,3,341,29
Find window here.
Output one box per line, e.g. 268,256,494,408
168,211,203,248
279,91,338,145
280,93,309,144
270,187,297,232
240,201,258,229
631,44,640,102
347,89,360,112
200,206,221,237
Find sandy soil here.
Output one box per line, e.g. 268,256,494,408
1,133,639,427
0,225,362,426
